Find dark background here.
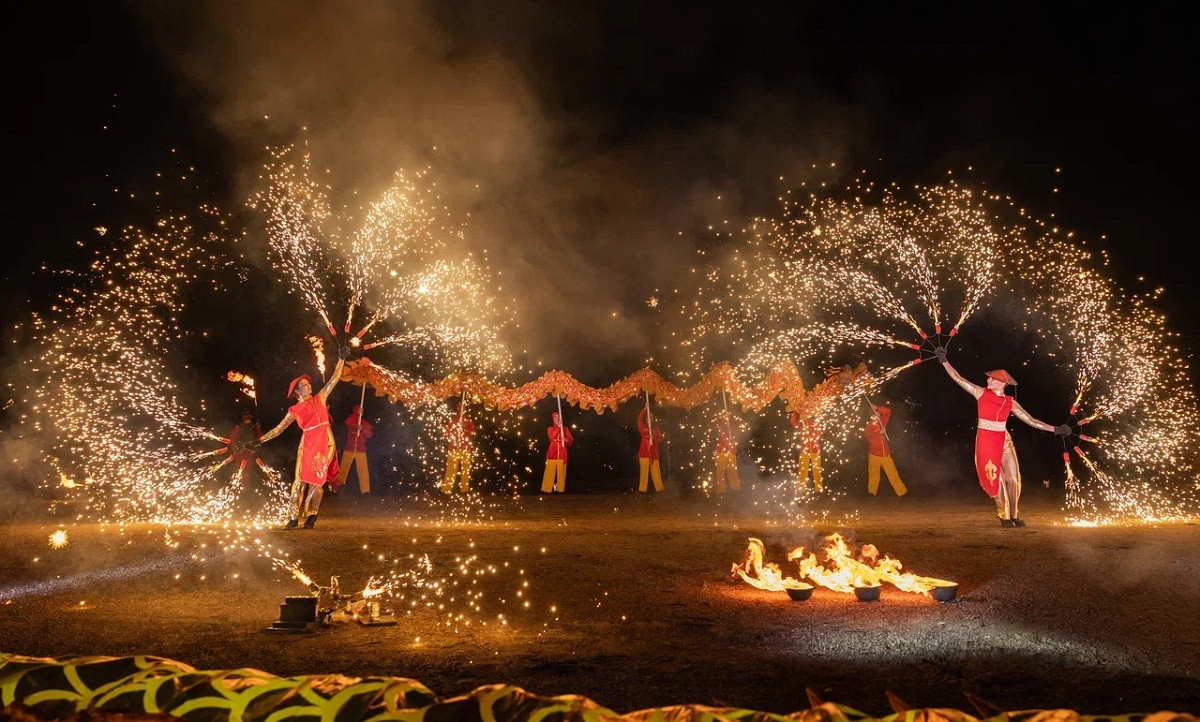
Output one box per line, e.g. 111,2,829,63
3,2,1194,498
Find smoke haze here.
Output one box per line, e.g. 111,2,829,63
128,0,861,377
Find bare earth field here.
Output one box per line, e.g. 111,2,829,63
1,489,1198,718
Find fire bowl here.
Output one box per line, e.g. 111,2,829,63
928,582,959,602
785,584,814,601
853,585,882,602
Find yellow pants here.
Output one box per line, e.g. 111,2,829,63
336,451,371,494
638,458,664,492
541,459,566,492
441,450,472,493
714,453,741,493
867,454,908,496
798,452,823,492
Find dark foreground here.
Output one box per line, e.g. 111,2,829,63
1,490,1197,717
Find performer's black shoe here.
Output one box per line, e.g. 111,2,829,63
281,519,298,530
1000,518,1015,528
1012,518,1026,527
303,514,318,529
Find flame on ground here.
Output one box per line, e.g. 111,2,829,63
733,534,954,597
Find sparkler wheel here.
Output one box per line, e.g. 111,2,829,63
785,585,814,601
853,585,882,602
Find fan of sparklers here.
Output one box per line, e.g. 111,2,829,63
249,144,511,374
250,144,534,511
676,175,1200,525
14,142,525,527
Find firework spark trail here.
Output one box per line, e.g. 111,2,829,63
357,256,511,373
254,145,514,383
259,534,534,632
248,146,340,336
917,186,1005,332
346,170,445,334
1068,448,1193,524
677,179,1200,523
804,263,925,336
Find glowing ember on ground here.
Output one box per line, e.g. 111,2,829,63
48,530,69,549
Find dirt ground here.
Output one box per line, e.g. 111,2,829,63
1,489,1198,718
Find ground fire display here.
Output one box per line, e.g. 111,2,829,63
5,5,1200,721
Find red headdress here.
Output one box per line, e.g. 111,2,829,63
986,369,1017,386
287,374,312,398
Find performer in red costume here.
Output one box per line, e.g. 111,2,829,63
637,406,665,493
935,346,1071,527
788,410,822,493
713,410,742,494
335,404,374,495
442,401,476,493
540,411,573,493
865,403,907,497
245,345,349,529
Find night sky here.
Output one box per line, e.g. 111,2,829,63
3,2,1195,490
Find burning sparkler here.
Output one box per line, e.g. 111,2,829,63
225,370,257,405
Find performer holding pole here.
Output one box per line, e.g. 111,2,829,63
934,346,1070,527
713,390,742,494
637,391,665,493
788,409,823,493
864,396,908,497
540,395,572,493
441,393,476,493
335,383,373,495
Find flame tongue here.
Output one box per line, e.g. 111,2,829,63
306,335,326,378
735,533,954,597
731,538,810,591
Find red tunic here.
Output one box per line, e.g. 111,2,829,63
715,419,737,455
865,406,891,457
637,408,663,460
974,391,1014,497
343,414,373,453
289,397,339,485
546,424,573,461
789,413,820,455
445,417,475,452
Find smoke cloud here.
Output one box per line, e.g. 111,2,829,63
129,0,862,379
